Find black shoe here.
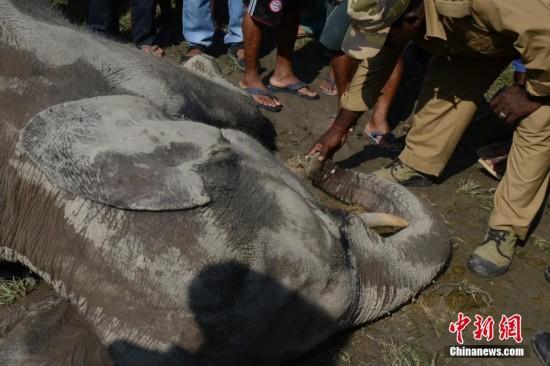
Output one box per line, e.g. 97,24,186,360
545,266,550,283
533,332,550,366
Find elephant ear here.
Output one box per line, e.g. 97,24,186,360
19,95,227,210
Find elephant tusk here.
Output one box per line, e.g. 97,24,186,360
358,212,409,228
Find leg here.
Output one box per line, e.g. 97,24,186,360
131,0,160,52
225,0,245,69
88,0,116,34
225,0,244,45
0,289,112,365
240,8,282,110
308,46,401,160
468,104,550,277
398,56,509,176
183,0,215,53
269,0,318,98
489,103,550,239
365,55,405,135
320,51,359,100
332,52,358,99
319,0,352,97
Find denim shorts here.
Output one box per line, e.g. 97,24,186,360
319,0,349,51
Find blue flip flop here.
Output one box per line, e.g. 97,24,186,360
241,87,282,112
268,81,320,100
365,130,385,144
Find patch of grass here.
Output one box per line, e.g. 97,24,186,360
367,334,435,366
0,277,36,306
456,178,495,211
456,177,483,195
434,280,493,312
527,236,550,255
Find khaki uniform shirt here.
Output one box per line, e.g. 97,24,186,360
418,0,550,97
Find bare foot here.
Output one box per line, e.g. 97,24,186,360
184,46,204,59
236,48,245,63
140,44,165,58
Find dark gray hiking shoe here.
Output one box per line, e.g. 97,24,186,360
533,332,550,366
468,229,517,277
373,159,433,187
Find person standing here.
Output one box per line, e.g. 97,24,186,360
239,0,319,112
182,0,245,69
88,0,164,57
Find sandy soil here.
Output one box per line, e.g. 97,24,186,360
210,39,550,366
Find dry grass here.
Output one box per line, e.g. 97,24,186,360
456,177,484,195
0,277,36,306
366,334,435,366
435,280,493,311
527,236,550,255
456,177,495,211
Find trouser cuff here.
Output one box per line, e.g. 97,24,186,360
399,148,445,177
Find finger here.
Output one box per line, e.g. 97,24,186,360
491,98,504,114
307,143,322,156
489,94,502,109
319,145,329,161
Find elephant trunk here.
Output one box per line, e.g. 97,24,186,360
306,159,450,325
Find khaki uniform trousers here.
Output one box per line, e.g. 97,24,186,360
395,55,550,240
340,46,402,112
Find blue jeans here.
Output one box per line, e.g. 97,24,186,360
88,0,157,46
319,0,349,51
183,0,244,47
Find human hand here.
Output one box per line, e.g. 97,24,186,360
307,126,349,161
490,85,542,124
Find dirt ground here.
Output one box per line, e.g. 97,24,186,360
205,38,549,365
2,5,549,362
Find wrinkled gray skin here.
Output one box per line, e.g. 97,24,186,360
0,1,450,365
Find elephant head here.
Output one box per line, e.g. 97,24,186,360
0,0,450,364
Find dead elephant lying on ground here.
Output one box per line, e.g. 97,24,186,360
0,0,450,365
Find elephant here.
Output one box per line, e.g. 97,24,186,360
0,0,451,365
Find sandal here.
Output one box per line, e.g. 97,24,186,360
268,81,320,100
240,85,282,113
319,76,338,96
139,44,164,58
